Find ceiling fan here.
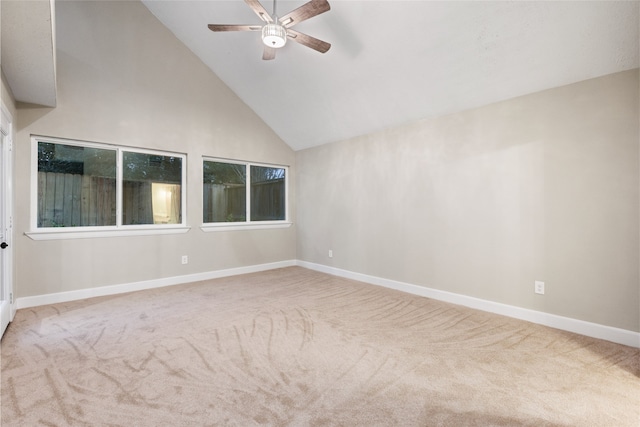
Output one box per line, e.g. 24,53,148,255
208,0,331,60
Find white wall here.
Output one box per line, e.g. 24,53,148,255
13,0,296,298
297,69,639,332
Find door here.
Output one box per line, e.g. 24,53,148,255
0,105,14,338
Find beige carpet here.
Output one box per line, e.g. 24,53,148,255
1,267,638,426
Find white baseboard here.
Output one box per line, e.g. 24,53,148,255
15,259,639,348
16,260,297,310
297,260,640,349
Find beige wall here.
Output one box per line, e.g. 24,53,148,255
14,1,295,298
1,71,17,119
6,1,638,334
297,69,639,332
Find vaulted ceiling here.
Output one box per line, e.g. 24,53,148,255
3,1,639,151
141,0,639,151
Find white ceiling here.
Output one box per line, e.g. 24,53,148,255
142,0,639,151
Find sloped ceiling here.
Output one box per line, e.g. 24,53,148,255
2,1,638,149
142,0,639,151
1,0,57,107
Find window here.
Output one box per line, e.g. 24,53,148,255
203,159,288,227
31,136,186,238
122,151,183,225
37,141,117,227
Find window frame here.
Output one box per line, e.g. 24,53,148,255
27,135,189,240
201,157,291,232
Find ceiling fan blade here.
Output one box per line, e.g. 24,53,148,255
279,0,330,28
286,29,331,53
244,0,273,23
208,24,262,32
262,46,277,60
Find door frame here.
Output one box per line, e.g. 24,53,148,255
1,101,15,336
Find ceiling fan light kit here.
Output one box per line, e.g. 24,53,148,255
262,22,287,48
208,0,331,60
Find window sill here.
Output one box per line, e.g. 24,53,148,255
25,226,191,241
200,222,293,232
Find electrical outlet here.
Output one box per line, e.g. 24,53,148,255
534,281,545,295
328,250,333,258
181,255,188,265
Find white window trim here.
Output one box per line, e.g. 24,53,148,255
30,135,188,239
200,222,292,232
202,157,290,229
25,226,190,241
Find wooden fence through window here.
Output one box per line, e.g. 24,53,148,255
37,172,167,227
38,172,116,227
203,179,284,222
38,172,280,227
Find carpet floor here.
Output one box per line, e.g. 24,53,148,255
1,267,638,426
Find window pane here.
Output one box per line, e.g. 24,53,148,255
123,152,182,225
203,161,246,222
37,142,116,227
250,166,285,221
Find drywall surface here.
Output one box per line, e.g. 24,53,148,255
1,71,17,119
14,0,295,298
297,69,639,332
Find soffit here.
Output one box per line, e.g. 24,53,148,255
1,0,57,107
